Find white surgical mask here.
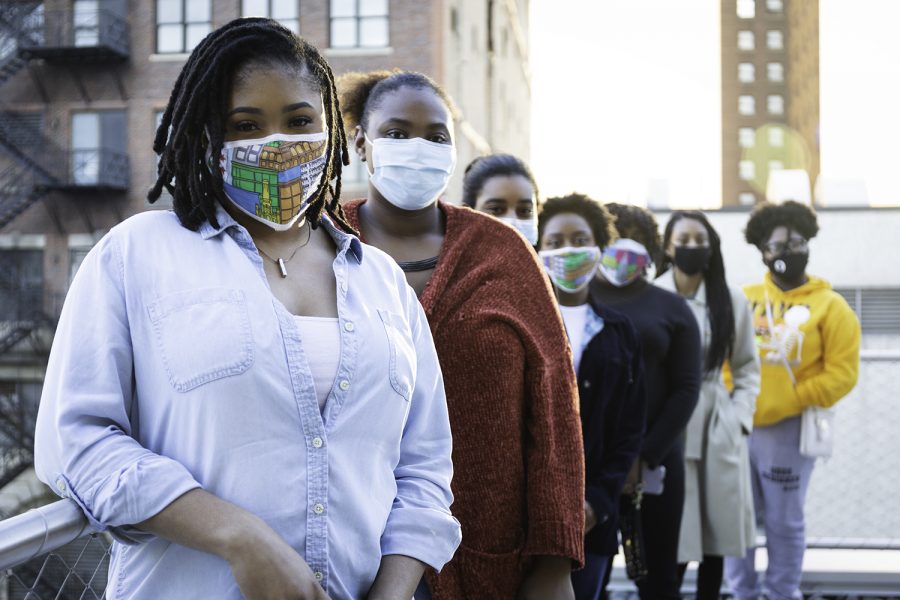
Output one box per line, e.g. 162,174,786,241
214,132,328,231
366,136,457,211
498,216,539,246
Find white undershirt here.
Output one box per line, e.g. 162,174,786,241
293,316,341,412
559,303,590,374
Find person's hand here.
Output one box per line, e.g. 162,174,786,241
621,458,642,495
224,520,331,600
584,500,598,534
517,556,574,600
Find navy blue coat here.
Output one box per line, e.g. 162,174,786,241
579,300,647,555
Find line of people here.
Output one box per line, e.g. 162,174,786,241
31,19,860,600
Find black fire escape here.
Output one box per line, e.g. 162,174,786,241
0,0,130,487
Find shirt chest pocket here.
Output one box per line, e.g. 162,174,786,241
378,309,416,402
147,288,254,392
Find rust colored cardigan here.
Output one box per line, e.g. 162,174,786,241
343,199,585,599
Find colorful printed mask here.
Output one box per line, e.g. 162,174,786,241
599,238,651,287
539,246,602,293
216,132,328,230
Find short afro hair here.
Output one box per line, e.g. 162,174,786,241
604,202,662,264
745,200,819,249
538,193,617,250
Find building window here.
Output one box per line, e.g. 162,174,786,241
73,0,100,47
768,126,784,147
767,62,784,82
242,0,299,33
767,30,783,50
739,192,756,205
767,94,784,115
739,127,756,148
71,112,100,185
71,111,127,186
740,160,756,181
69,247,92,285
739,95,755,116
737,0,755,19
0,249,43,322
738,63,755,83
768,159,784,172
330,0,389,48
156,0,211,54
766,0,783,13
738,30,755,51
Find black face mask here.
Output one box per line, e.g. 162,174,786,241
673,247,711,276
766,251,808,283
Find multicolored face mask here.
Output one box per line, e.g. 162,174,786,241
538,246,602,293
215,132,328,230
599,238,651,287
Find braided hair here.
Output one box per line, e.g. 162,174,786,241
148,17,351,232
659,211,735,373
604,203,663,265
462,154,539,209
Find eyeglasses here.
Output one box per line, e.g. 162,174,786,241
764,238,808,255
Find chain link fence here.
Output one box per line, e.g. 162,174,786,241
1,355,897,599
0,534,110,600
805,354,900,549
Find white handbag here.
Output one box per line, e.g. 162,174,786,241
799,406,835,458
764,292,834,459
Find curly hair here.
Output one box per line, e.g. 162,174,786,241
461,154,539,208
537,193,617,250
147,18,351,232
336,69,456,137
604,203,662,263
744,200,819,249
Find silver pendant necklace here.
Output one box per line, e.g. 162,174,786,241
255,220,312,278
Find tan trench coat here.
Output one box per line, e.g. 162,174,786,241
657,272,760,561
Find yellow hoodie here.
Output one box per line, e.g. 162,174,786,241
743,273,860,427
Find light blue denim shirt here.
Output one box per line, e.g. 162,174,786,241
34,207,460,600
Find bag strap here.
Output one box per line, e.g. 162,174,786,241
765,290,797,385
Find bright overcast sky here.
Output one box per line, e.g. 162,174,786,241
529,0,900,208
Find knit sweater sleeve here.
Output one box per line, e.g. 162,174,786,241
508,244,585,567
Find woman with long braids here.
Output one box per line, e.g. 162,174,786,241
589,203,701,600
337,70,585,600
34,19,459,600
656,211,760,599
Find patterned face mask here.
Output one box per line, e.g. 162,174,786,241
214,132,328,231
599,238,651,287
538,246,603,293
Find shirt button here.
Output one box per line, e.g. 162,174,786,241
312,437,323,448
56,479,66,492
340,282,348,292
339,380,350,391
314,571,323,581
313,503,325,515
344,321,354,332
